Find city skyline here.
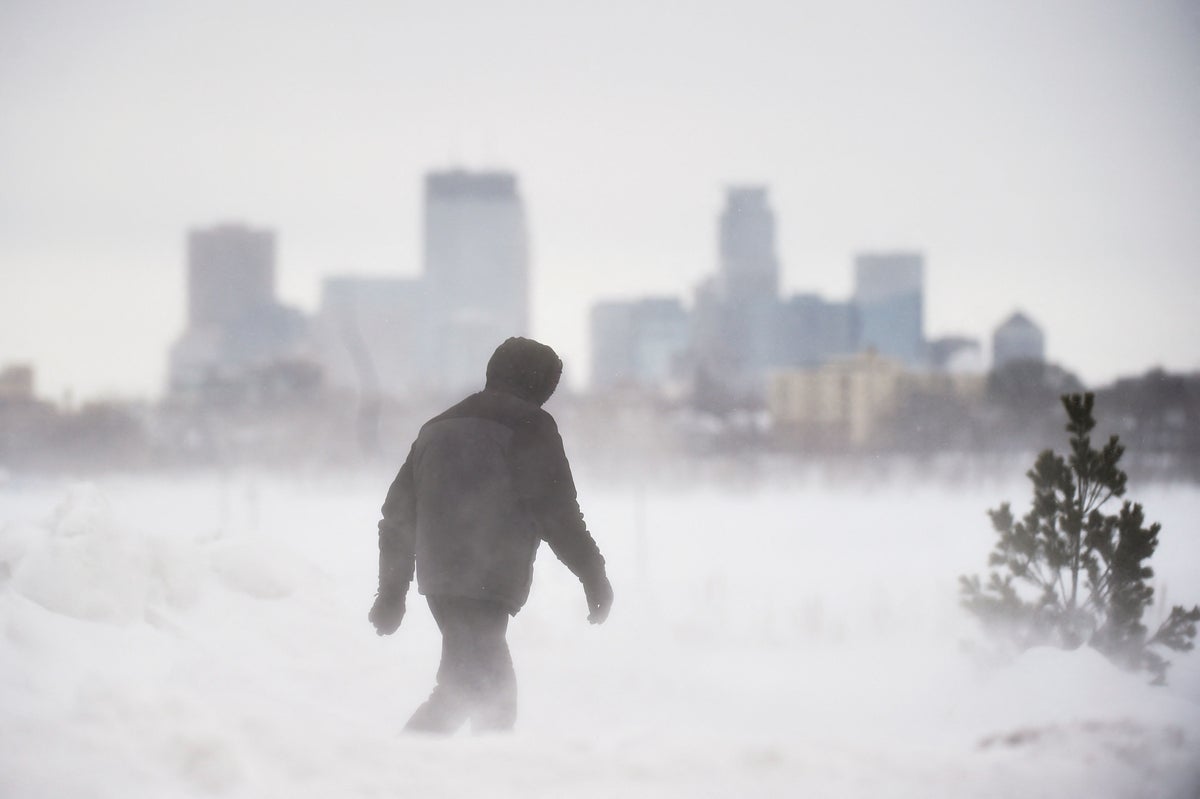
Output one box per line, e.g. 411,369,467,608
157,180,1053,407
2,1,1197,400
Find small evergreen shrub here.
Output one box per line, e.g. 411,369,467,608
961,393,1199,684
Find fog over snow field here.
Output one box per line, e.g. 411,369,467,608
1,469,1198,798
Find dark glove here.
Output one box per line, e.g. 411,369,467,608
583,573,613,625
368,590,406,635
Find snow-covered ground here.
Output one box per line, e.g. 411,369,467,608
2,470,1198,798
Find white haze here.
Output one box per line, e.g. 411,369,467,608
2,473,1199,796
2,0,1199,400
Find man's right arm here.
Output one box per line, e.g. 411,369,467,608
370,443,417,634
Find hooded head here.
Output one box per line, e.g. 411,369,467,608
485,337,563,406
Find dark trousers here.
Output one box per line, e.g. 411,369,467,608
404,596,517,734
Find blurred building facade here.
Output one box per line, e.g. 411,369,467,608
773,294,860,369
853,252,925,366
0,364,35,403
692,187,781,400
718,187,780,302
168,223,313,401
927,335,984,373
167,170,530,407
592,190,944,407
312,277,429,400
186,224,275,328
992,311,1045,367
423,170,529,395
590,297,690,393
768,352,986,447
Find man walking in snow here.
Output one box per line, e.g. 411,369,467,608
368,337,613,733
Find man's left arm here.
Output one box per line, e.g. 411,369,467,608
518,418,613,624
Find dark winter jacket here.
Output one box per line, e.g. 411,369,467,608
376,346,605,614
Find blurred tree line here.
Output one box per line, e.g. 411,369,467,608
880,363,1200,481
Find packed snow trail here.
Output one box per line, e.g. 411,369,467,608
1,476,1198,798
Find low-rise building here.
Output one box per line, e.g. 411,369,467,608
0,364,35,403
993,311,1045,368
769,352,985,447
927,335,984,373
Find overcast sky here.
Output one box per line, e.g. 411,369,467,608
2,0,1198,400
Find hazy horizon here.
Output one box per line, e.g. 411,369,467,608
3,0,1198,402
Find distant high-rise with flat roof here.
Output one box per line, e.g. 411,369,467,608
423,170,529,393
853,252,924,366
187,223,275,328
773,294,860,368
169,222,311,397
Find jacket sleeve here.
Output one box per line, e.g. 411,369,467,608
514,414,606,584
377,443,417,596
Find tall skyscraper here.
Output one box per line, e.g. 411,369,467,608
992,311,1045,368
423,170,529,394
693,187,781,401
853,252,925,366
187,224,275,327
718,187,779,303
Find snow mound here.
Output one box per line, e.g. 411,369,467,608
209,538,302,599
960,646,1194,736
1,483,301,625
8,483,161,623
